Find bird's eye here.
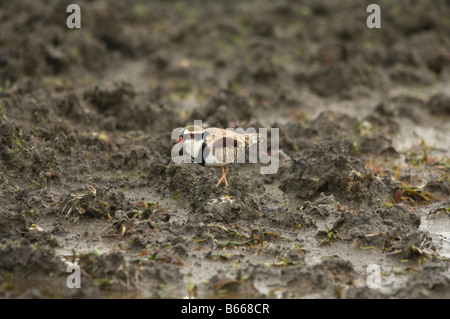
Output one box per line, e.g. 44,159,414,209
190,133,194,139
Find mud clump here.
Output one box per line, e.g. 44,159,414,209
163,162,262,221
424,181,450,199
296,193,345,227
84,82,136,114
332,205,439,260
287,257,355,286
279,111,398,159
199,195,260,224
200,274,258,298
389,67,433,86
108,145,150,170
427,94,450,116
189,174,262,224
307,66,348,97
335,206,420,242
83,82,181,133
280,142,391,209
78,251,183,294
0,239,64,278
246,257,359,297
59,187,125,221
0,211,27,240
307,64,388,97
263,206,317,230
0,118,17,162
190,89,254,128
393,266,450,298
78,252,141,290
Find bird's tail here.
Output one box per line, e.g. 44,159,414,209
245,133,263,146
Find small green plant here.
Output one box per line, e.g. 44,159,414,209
351,142,359,155
319,225,339,245
13,129,24,153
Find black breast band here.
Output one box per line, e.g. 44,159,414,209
192,142,210,166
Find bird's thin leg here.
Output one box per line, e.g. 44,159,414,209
223,165,229,187
216,166,226,187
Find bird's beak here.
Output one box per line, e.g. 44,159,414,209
176,137,183,143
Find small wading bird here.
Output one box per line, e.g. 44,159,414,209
176,125,262,187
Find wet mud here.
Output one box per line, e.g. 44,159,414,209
0,0,449,298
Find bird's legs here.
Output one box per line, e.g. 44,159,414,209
216,165,229,187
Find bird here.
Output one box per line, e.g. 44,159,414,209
175,125,262,187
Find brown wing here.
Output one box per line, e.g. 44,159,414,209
211,136,246,163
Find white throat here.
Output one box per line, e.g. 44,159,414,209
184,139,203,159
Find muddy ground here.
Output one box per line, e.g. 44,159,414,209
0,0,449,299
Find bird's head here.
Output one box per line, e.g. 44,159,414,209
176,125,207,158
176,125,206,144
